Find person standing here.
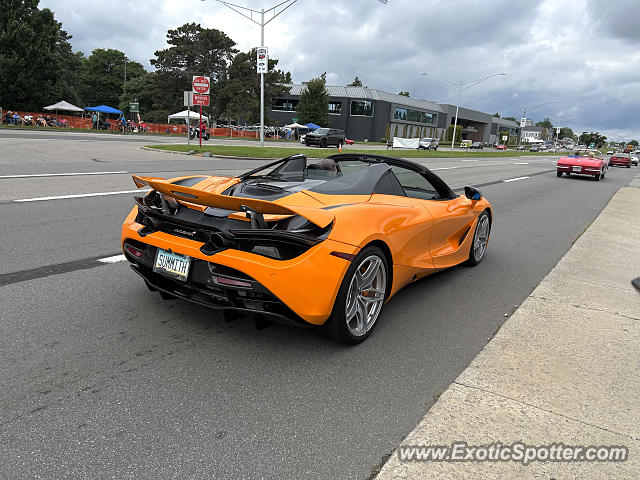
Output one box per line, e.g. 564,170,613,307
92,113,98,130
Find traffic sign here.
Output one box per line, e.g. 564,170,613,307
129,102,139,112
192,76,210,95
192,94,210,106
520,117,527,128
256,47,268,74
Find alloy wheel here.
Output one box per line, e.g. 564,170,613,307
345,255,386,337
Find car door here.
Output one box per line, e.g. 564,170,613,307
389,165,476,269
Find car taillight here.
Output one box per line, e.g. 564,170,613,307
125,244,144,258
215,276,252,288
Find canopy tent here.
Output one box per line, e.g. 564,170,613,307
43,101,84,113
304,122,320,130
168,109,210,124
284,122,307,129
84,105,123,114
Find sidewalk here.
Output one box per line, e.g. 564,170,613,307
376,173,640,479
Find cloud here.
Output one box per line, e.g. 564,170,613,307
39,0,640,139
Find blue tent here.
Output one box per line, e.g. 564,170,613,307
305,122,320,130
84,105,123,114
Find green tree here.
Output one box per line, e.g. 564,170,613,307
0,0,81,110
446,125,462,143
296,73,329,126
535,117,553,129
347,76,362,87
493,112,500,118
78,49,146,106
398,91,410,97
629,140,638,147
558,126,574,140
579,131,607,148
151,23,237,114
215,48,291,125
503,116,517,122
384,123,390,141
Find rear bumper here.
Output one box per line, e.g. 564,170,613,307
557,165,601,175
121,212,357,325
609,160,630,166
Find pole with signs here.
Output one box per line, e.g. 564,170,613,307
184,91,193,145
192,76,210,148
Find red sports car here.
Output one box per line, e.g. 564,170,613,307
556,149,608,180
345,138,355,145
496,145,507,150
609,153,631,168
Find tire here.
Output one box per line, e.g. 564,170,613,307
628,164,631,168
320,139,327,148
466,211,491,266
324,246,389,344
557,171,563,177
594,173,601,181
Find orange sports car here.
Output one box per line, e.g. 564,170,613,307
121,153,492,343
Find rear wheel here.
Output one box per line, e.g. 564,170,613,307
320,139,327,148
324,246,388,344
466,211,491,266
557,171,563,177
594,173,601,181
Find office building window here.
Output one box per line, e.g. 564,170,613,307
351,100,374,116
272,99,298,111
328,101,342,114
394,107,407,120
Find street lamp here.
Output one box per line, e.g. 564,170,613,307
205,0,298,147
421,72,506,149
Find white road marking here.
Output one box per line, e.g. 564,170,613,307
513,162,529,165
0,171,128,179
14,189,148,202
462,159,479,162
503,176,531,182
432,166,458,170
98,254,126,263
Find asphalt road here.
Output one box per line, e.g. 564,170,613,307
1,130,636,479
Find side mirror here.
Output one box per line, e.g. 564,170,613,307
465,186,482,201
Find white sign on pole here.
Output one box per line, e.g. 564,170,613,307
556,128,561,134
257,47,268,74
520,117,527,128
502,135,508,141
183,91,193,107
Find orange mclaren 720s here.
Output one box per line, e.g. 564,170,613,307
121,153,492,343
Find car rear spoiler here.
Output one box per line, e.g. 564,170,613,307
132,175,334,228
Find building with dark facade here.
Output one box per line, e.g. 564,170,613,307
270,84,520,144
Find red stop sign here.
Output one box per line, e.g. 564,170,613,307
192,76,210,94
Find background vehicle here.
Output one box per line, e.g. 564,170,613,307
418,137,438,150
630,155,639,166
496,144,507,150
556,149,608,180
122,153,492,344
460,140,473,148
189,126,210,141
470,142,483,149
299,134,306,144
609,153,631,168
305,128,345,147
529,145,539,152
516,145,525,151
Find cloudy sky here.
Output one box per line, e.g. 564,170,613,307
41,0,640,140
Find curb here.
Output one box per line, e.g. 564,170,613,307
139,145,325,160
375,172,640,479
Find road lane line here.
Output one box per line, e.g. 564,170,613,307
0,171,128,179
462,159,479,162
503,176,531,182
14,189,148,202
432,167,458,170
513,162,529,165
98,254,126,263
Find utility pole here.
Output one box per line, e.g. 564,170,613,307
207,0,298,147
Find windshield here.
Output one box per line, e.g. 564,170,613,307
313,128,330,135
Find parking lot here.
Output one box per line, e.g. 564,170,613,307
1,129,637,479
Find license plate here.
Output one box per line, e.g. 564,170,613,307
572,166,581,172
153,249,191,282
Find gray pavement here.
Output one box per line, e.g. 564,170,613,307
0,130,638,479
376,173,640,479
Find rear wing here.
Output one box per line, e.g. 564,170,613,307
132,175,334,228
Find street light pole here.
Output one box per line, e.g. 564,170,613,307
508,101,556,149
209,0,298,147
421,72,506,149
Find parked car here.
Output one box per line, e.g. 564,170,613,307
609,153,631,168
496,144,507,150
516,145,525,151
606,150,614,155
460,140,473,148
305,128,345,148
529,145,540,152
344,138,355,145
556,149,608,180
470,142,483,149
418,137,438,150
122,153,493,344
299,134,306,144
631,155,639,166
